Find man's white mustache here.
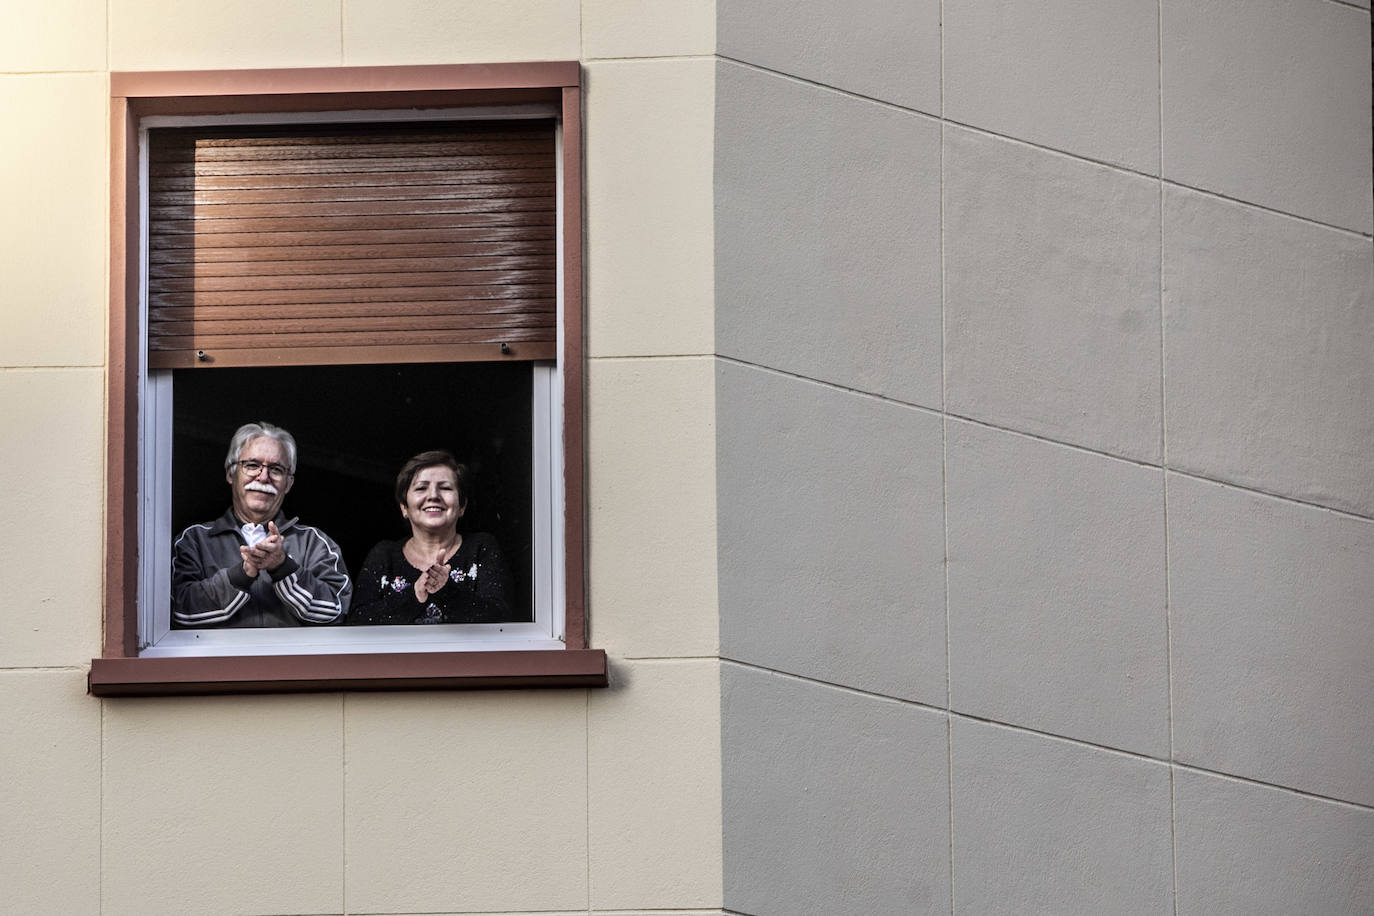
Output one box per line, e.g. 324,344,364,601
244,481,279,496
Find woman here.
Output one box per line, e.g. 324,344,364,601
347,450,511,625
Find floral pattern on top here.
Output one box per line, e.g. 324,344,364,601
449,563,479,584
347,534,511,625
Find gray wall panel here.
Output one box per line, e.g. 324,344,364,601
722,663,950,916
944,0,1160,173
1174,769,1374,916
1161,0,1372,233
944,126,1162,463
1162,188,1374,517
717,0,940,113
717,360,946,703
946,420,1169,756
715,61,942,409
715,2,1374,912
951,719,1174,916
1169,474,1374,806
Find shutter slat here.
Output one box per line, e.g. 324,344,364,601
149,240,554,266
151,283,554,308
148,154,550,177
149,253,551,279
151,312,552,337
151,299,554,321
150,139,551,162
149,180,555,206
149,326,554,351
149,167,555,192
147,120,556,366
150,268,557,293
149,226,552,251
151,211,553,236
148,195,553,221
157,126,545,148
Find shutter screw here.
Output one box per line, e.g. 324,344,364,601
500,342,511,355
196,349,208,362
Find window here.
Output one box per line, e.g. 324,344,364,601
90,64,605,695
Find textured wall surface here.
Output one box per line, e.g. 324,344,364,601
716,0,1374,913
0,3,721,915
3,0,1372,913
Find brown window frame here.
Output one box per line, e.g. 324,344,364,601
90,62,605,697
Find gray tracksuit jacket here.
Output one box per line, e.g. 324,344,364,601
171,509,351,628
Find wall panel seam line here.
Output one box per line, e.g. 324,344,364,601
589,353,715,362
945,119,1166,182
719,658,948,712
714,354,1374,524
1170,762,1374,813
957,120,1369,241
960,714,1172,767
582,54,720,63
1162,467,1374,524
1157,3,1180,910
962,404,1374,523
711,55,1201,201
716,354,943,417
720,658,1374,811
0,69,110,76
940,3,958,892
955,714,1374,811
940,133,953,711
714,55,941,123
1154,179,1372,241
721,354,1158,467
947,121,1371,240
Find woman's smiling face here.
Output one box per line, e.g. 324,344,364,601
401,464,465,534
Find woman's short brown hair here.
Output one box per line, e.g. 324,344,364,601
394,450,469,509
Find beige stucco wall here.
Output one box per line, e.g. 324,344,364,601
0,4,722,915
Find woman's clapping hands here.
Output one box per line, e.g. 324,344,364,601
414,548,451,602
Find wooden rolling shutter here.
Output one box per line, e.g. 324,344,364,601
146,120,557,368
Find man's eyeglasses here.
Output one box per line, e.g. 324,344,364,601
237,459,290,480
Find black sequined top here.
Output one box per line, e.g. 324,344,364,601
346,533,511,625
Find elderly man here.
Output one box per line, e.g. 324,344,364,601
172,421,351,627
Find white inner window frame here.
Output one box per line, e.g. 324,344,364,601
135,104,567,657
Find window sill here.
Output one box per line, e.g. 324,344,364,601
88,648,608,697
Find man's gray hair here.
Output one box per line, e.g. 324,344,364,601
225,421,298,475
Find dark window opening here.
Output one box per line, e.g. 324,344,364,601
170,361,535,622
